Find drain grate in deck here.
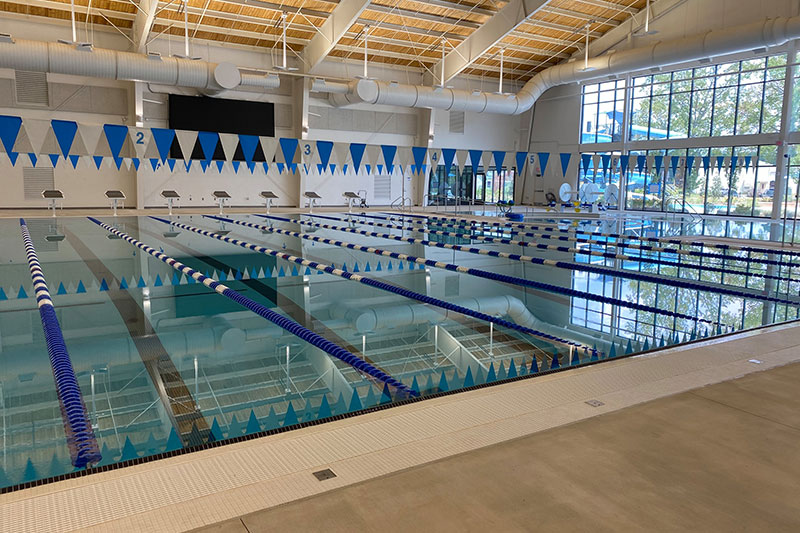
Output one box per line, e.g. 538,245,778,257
312,469,337,481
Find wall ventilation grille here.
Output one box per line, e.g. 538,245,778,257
449,111,465,134
373,174,392,202
15,70,49,106
23,167,55,200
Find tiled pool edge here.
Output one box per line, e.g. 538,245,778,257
1,320,799,532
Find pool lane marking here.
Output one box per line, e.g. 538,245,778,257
222,215,728,330
151,216,589,357
87,217,414,397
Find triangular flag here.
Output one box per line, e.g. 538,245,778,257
537,152,550,174
151,128,175,162
51,119,78,157
560,153,572,177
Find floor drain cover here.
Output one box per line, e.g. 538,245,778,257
585,399,605,407
313,469,337,481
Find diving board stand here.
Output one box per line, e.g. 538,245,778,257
260,191,279,214
161,190,180,215
105,190,125,216
42,189,64,218
212,191,231,215
343,191,366,213
304,191,322,214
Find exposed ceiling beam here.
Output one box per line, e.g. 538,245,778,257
574,0,637,14
542,5,621,25
366,3,480,30
132,0,160,53
437,0,552,83
305,0,372,72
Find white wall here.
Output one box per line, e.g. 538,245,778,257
0,13,529,209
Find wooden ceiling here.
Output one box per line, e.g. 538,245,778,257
0,0,646,81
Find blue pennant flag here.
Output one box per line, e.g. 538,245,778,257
537,152,550,174
349,143,366,174
167,159,176,171
601,154,611,175
215,160,225,172
103,124,129,161
279,137,299,167
580,153,592,176
412,146,428,174
238,134,259,164
48,154,59,168
653,155,663,175
515,151,528,174
28,153,37,166
636,155,646,173
442,148,456,172
468,149,483,170
131,157,140,170
493,150,506,174
314,140,332,173
151,128,175,163
200,160,209,172
183,160,192,172
0,115,22,164
730,155,738,174
620,154,629,176
744,155,752,170
232,160,240,173
198,131,219,162
716,155,725,171
702,155,710,173
670,156,680,176
93,155,103,169
686,156,695,173
381,144,397,174
149,158,159,171
560,153,572,177
51,119,78,158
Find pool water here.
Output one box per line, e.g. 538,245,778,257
0,212,798,489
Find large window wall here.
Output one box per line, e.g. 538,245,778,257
579,52,796,218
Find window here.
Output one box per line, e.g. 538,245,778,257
427,165,514,205
581,80,626,143
628,57,786,140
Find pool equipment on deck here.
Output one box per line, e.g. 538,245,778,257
42,189,64,218
161,190,180,215
343,191,367,213
105,190,125,217
304,191,322,213
212,191,231,215
260,191,279,214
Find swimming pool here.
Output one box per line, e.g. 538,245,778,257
1,211,798,490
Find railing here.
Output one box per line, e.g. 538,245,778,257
391,196,412,211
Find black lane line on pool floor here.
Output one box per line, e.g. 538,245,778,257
136,222,375,366
63,226,211,446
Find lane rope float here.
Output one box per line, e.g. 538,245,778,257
20,218,102,468
267,214,799,311
249,214,727,329
87,217,415,397
321,213,798,285
182,215,591,357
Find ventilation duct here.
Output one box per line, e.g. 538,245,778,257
321,16,800,115
0,38,280,95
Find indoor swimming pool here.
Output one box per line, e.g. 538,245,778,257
1,211,798,490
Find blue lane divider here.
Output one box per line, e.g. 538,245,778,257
366,212,800,270
254,214,725,328
283,214,799,310
19,218,102,468
87,217,415,397
178,216,591,356
393,212,800,261
329,213,796,285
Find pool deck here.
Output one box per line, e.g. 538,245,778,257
1,319,799,532
195,359,800,533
